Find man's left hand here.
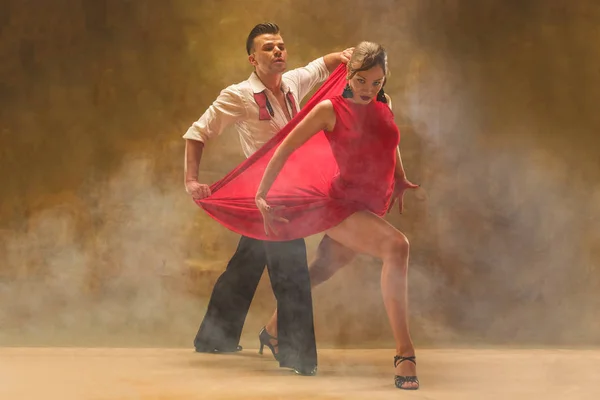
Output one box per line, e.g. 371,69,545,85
340,47,354,64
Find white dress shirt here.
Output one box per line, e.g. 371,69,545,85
183,58,329,157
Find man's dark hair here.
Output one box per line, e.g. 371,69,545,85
246,22,280,55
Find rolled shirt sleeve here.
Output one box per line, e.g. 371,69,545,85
282,57,330,102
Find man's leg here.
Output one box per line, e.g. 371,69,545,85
264,239,317,374
194,235,267,352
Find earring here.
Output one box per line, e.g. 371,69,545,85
342,83,353,98
376,88,387,103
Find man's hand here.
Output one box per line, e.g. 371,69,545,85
340,47,354,64
387,177,420,214
186,180,211,200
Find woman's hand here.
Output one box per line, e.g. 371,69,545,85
387,177,420,214
256,196,289,237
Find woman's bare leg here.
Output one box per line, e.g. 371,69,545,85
264,235,356,345
325,211,417,389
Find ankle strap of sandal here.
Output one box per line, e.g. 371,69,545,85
260,327,278,341
394,355,416,367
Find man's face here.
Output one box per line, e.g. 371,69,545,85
248,33,288,75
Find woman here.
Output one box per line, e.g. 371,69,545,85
197,41,419,389
255,41,420,390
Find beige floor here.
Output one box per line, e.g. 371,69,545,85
1,347,598,400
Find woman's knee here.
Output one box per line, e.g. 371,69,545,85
383,232,410,260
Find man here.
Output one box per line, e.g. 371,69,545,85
183,22,352,375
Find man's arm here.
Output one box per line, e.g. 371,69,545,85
284,48,352,102
322,48,354,73
184,140,204,184
183,86,246,199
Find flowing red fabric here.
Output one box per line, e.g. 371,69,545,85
196,64,399,241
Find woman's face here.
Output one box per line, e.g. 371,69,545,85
347,64,385,104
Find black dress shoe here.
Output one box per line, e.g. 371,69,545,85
195,345,243,353
293,365,317,376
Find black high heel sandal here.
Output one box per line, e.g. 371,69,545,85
394,355,420,390
258,327,279,361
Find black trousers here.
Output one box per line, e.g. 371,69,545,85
193,236,317,369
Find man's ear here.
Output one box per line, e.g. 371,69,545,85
248,54,257,67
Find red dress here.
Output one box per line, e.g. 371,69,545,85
197,65,400,241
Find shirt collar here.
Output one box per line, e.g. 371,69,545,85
248,71,291,94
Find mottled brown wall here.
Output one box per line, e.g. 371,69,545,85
1,0,598,347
